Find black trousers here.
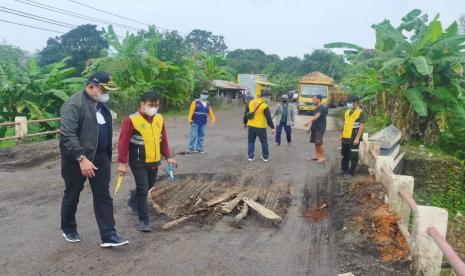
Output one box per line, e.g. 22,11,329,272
128,163,158,221
60,152,116,240
341,142,360,174
248,126,269,159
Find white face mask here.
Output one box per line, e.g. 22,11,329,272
95,91,110,103
144,107,158,117
346,102,354,109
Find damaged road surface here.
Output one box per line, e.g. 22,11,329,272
0,107,411,276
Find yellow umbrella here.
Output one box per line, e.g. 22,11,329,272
114,174,123,195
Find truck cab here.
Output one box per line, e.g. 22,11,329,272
297,85,329,115
296,72,335,115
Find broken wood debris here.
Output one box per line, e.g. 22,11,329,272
242,197,283,222
221,192,245,214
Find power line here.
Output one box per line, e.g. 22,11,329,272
68,0,149,26
0,6,126,39
0,6,75,28
0,18,64,33
13,0,141,31
66,0,189,35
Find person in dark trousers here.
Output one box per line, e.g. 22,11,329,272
118,91,176,232
243,92,275,162
186,91,216,154
340,95,367,176
304,95,328,162
273,94,295,146
59,71,129,248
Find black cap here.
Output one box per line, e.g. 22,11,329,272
200,90,208,95
347,95,360,102
87,71,118,91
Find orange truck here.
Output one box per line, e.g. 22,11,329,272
296,72,347,115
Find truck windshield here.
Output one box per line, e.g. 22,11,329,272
301,85,327,98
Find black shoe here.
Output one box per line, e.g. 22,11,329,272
62,232,80,243
137,219,152,232
100,234,129,248
343,172,354,178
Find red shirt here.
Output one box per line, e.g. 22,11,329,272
118,112,171,164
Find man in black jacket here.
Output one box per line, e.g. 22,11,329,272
59,71,129,248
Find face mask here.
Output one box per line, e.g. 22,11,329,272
95,92,110,103
264,99,271,105
200,95,208,101
346,102,354,109
144,107,158,117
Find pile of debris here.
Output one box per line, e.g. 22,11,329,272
148,174,290,230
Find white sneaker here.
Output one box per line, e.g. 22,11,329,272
247,158,255,162
261,157,269,162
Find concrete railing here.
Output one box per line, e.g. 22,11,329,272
360,134,465,276
0,117,61,141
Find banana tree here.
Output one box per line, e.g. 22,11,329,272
326,9,465,142
0,57,83,137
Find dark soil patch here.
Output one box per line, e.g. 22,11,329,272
334,174,411,275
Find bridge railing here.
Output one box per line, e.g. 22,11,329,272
360,134,465,276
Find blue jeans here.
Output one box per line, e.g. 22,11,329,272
248,127,268,159
188,123,206,151
275,122,292,145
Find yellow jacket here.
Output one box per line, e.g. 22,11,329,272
246,98,271,129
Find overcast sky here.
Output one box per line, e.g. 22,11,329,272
0,0,462,57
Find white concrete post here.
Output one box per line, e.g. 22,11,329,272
15,116,27,140
359,133,369,163
363,141,381,169
389,175,414,224
375,155,394,182
110,110,117,121
412,206,448,276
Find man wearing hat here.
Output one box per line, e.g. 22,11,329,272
187,91,216,154
340,95,367,176
59,71,129,247
272,94,295,146
243,92,275,162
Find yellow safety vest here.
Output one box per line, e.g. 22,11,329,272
342,108,362,139
247,98,269,128
129,112,164,163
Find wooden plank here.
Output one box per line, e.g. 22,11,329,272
221,193,245,214
161,215,196,231
242,197,283,222
150,185,174,198
230,203,249,227
205,190,240,207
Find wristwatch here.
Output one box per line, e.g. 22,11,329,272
77,155,85,162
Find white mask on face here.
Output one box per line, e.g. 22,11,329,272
346,102,354,109
144,107,158,117
95,91,110,103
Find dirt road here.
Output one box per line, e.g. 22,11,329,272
0,105,409,276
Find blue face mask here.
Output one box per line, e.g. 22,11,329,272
200,95,208,101
264,98,271,105
346,102,354,109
